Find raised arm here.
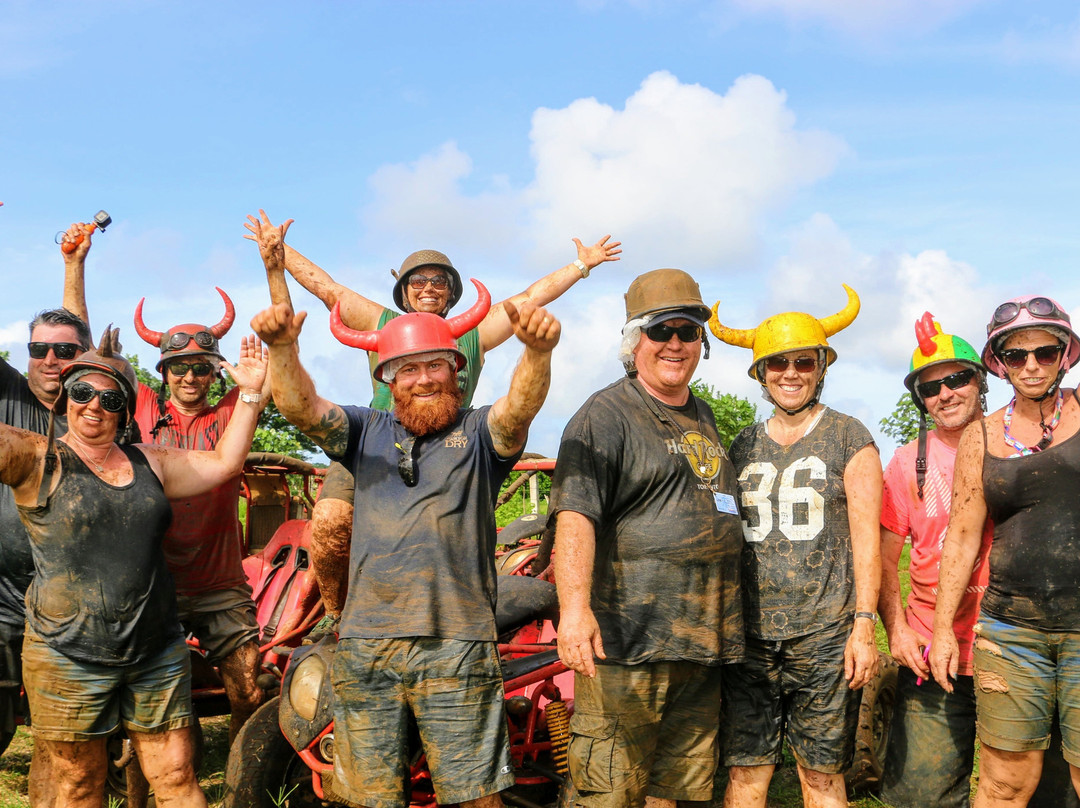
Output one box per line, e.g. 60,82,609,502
487,301,560,458
244,210,295,308
142,336,268,499
478,236,621,353
554,510,606,677
0,425,47,498
60,222,95,327
843,444,883,690
283,243,386,331
930,422,989,692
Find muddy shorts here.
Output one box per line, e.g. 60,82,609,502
21,628,194,742
318,461,355,507
880,666,977,808
568,660,723,807
720,620,860,774
972,612,1080,765
0,621,26,740
176,584,259,664
331,636,514,808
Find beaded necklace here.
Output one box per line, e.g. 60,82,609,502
1003,388,1063,456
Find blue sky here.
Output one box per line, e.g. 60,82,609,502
3,0,1080,457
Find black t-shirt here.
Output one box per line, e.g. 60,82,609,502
730,408,875,640
0,359,66,629
550,377,745,666
333,405,521,641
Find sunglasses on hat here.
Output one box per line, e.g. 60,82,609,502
996,343,1064,370
166,330,216,351
915,368,978,399
67,381,127,413
988,297,1070,333
28,342,80,360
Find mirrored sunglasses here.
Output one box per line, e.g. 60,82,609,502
407,274,449,290
997,343,1064,370
915,368,977,399
167,361,215,378
643,323,702,343
28,342,80,360
67,381,126,413
764,356,818,373
396,436,417,487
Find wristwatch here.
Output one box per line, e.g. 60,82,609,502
573,258,589,279
239,391,262,405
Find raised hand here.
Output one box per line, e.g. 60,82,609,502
573,234,622,272
505,300,560,353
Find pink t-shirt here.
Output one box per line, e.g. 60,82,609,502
881,431,992,676
134,384,245,596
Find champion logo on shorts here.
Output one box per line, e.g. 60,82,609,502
500,765,513,774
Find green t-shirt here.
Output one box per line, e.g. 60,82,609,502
367,308,484,410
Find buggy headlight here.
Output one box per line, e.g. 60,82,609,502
288,654,326,721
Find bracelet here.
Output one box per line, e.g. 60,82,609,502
854,611,878,623
573,258,589,279
239,391,262,405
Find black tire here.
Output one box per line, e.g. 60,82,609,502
845,651,898,795
223,696,330,808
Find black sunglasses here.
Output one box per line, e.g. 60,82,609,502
407,274,449,291
643,323,702,343
167,361,215,377
997,343,1064,370
396,436,417,487
67,381,127,413
915,368,977,399
166,330,216,351
28,342,80,360
764,356,818,373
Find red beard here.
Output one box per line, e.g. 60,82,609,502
392,381,463,436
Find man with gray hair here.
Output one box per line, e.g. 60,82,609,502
0,223,94,803
550,269,745,808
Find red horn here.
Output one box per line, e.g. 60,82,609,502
914,311,938,357
209,287,236,339
445,279,491,339
133,298,164,348
329,302,380,351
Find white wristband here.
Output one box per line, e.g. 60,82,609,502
573,258,589,279
239,391,262,405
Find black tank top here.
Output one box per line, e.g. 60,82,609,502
982,400,1080,631
18,443,182,665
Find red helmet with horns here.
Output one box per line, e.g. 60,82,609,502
331,279,491,382
133,287,236,371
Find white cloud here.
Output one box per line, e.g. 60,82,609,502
727,0,987,37
525,71,845,269
998,14,1080,68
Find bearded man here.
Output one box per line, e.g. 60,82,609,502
250,214,560,808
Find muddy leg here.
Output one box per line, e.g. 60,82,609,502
35,736,107,808
128,726,206,808
722,764,773,808
219,640,263,744
310,498,353,617
973,745,1041,807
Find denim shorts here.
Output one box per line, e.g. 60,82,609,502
720,620,860,773
569,660,723,807
331,637,513,808
21,628,194,741
972,612,1080,765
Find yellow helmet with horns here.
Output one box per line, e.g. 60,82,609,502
709,284,861,381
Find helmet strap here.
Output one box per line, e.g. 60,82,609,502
151,381,173,439
763,349,827,416
916,412,928,501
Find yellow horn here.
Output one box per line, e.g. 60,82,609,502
818,284,860,338
708,301,757,348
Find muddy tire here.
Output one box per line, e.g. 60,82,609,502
223,696,328,808
845,651,898,795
